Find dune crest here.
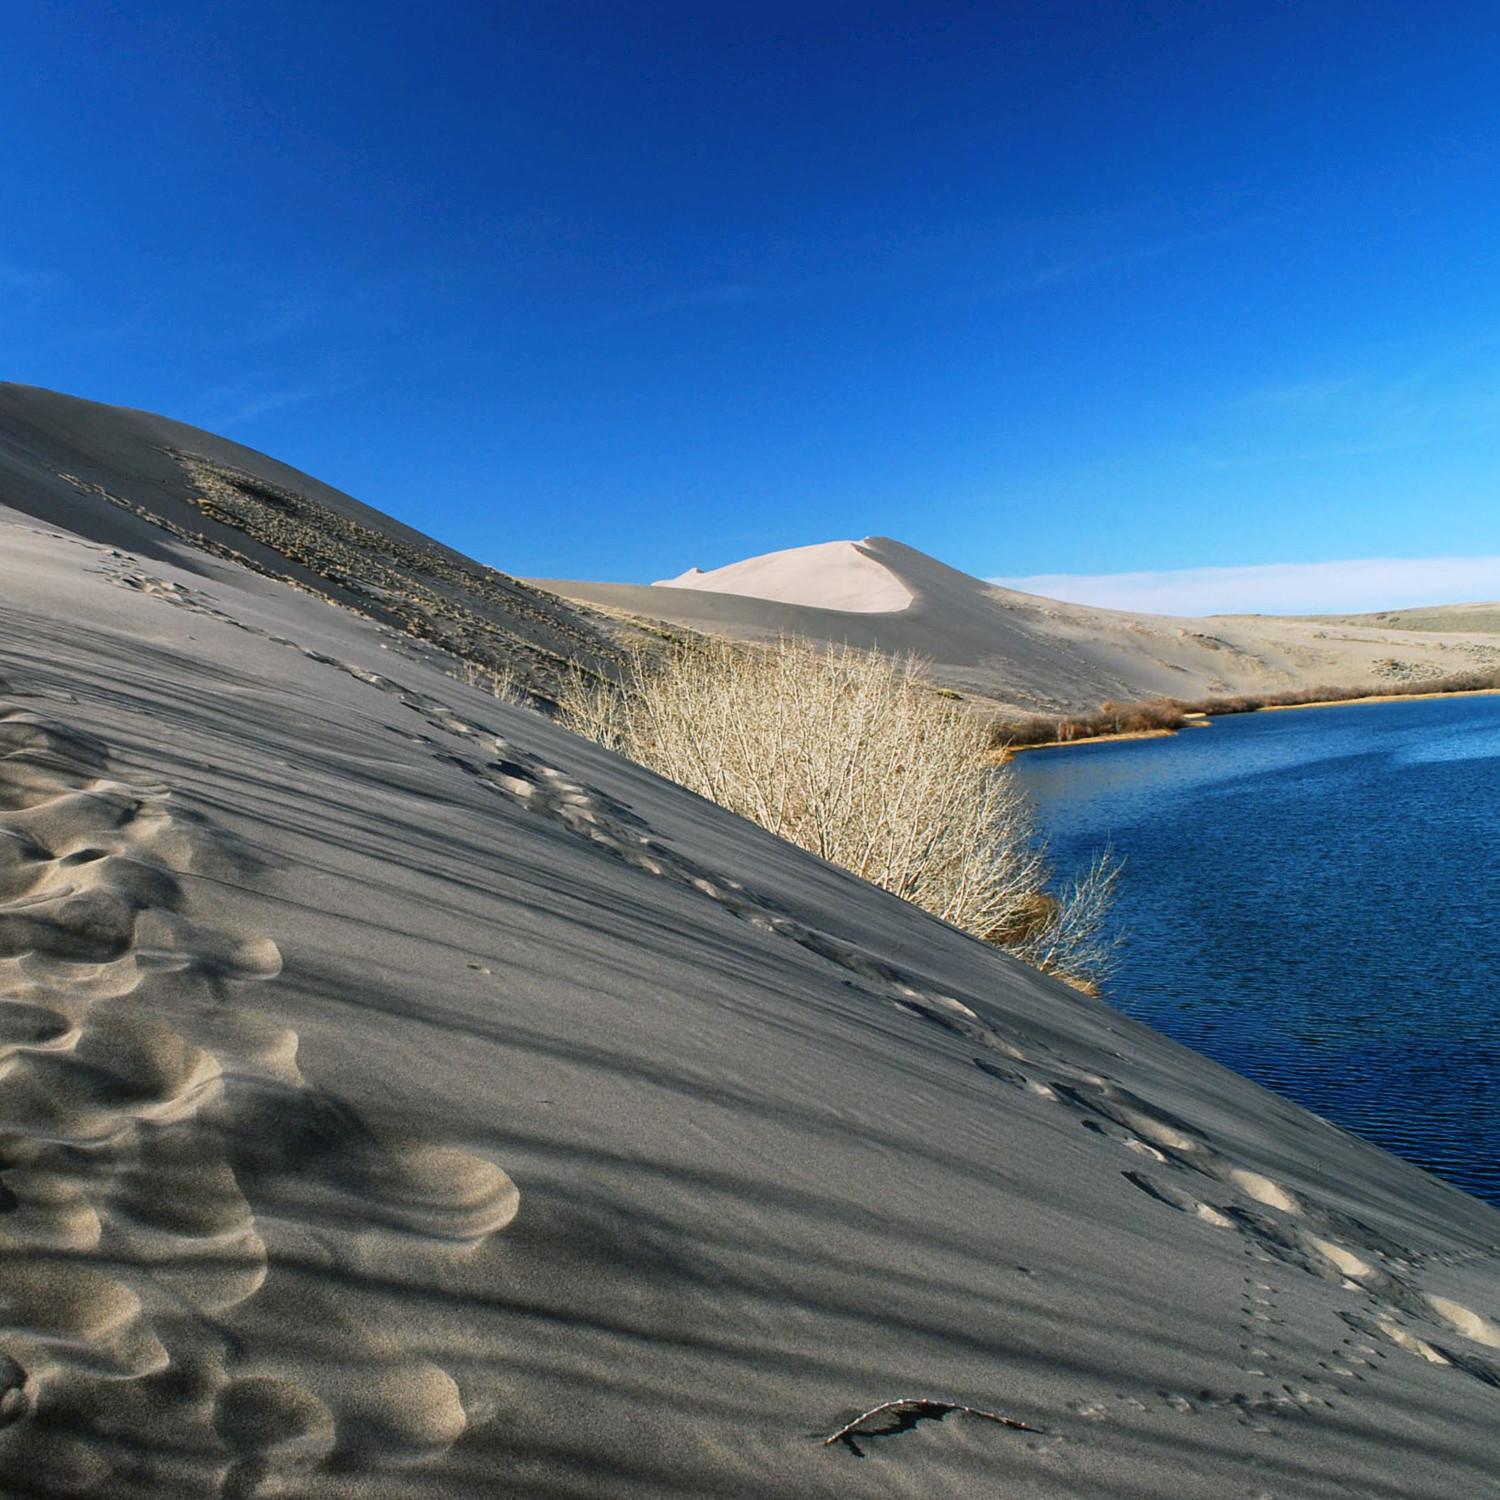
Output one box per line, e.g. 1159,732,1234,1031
654,538,915,612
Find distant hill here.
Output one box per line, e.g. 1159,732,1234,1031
1303,602,1500,634
539,537,1500,714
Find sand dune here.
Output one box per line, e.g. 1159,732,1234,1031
547,538,1500,714
655,539,916,613
0,390,1497,1496
0,382,622,701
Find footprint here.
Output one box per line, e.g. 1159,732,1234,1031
215,1374,336,1496
1123,1170,1233,1228
335,1360,468,1462
1230,1171,1302,1216
232,1085,519,1248
342,1144,521,1245
1424,1295,1500,1350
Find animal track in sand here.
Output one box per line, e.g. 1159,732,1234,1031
0,695,520,1495
951,996,1500,1403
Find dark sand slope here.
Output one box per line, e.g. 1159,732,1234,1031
0,382,620,695
543,540,1500,714
0,440,1497,1497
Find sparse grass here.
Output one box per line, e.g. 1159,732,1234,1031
457,657,523,703
559,636,1120,990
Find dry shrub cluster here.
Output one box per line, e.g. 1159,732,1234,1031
560,636,1119,990
990,665,1500,750
996,698,1189,748
458,657,522,703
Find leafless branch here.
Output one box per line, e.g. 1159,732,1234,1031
822,1397,1043,1448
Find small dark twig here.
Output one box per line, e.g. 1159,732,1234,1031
822,1397,1043,1450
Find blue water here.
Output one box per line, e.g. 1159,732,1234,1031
1012,695,1500,1206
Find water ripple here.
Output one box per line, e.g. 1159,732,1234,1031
1016,693,1500,1206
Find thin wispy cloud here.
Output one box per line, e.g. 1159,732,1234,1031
609,281,757,324
988,220,1251,299
0,259,64,294
244,277,415,344
1223,333,1500,466
994,556,1500,617
197,372,363,428
251,293,329,343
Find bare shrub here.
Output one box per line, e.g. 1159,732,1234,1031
458,657,523,703
1009,846,1121,994
560,637,1119,989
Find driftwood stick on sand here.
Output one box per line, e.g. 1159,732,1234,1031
822,1397,1044,1447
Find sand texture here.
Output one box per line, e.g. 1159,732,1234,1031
545,540,1500,715
1302,602,1500,635
0,390,1497,1497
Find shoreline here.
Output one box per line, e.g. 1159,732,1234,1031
999,685,1500,755
1258,685,1500,713
992,726,1180,760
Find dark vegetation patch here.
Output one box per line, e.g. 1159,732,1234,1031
62,452,628,705
990,670,1500,749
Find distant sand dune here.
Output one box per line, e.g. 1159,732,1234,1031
655,538,916,613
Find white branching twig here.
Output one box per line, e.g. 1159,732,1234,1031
822,1397,1043,1447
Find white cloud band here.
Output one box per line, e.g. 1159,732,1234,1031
993,556,1500,617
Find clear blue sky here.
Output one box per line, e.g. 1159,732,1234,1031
5,2,1499,595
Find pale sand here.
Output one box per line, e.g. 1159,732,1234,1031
1258,687,1500,712
0,385,1498,1498
654,538,916,613
544,540,1500,717
996,727,1184,758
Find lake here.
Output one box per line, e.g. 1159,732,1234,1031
1012,693,1500,1207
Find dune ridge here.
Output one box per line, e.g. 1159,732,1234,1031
654,539,916,613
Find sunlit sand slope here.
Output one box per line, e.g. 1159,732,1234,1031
0,476,1497,1495
655,539,915,612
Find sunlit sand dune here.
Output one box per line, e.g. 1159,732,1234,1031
655,539,916,612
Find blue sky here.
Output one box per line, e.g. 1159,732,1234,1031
4,2,1499,609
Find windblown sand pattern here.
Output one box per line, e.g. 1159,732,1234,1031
0,697,517,1496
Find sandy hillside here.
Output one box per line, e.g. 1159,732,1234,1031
1303,602,1500,634
543,538,1500,715
0,382,622,701
0,390,1498,1498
